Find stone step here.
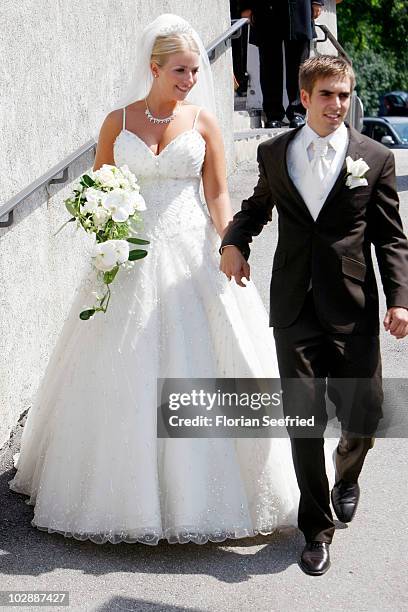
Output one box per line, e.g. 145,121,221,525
233,125,291,164
233,100,295,163
233,109,252,131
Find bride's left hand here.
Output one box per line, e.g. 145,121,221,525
220,245,250,287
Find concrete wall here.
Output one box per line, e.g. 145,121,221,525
314,0,339,55
0,0,233,447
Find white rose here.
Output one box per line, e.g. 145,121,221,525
346,156,370,178
92,207,110,228
118,177,131,190
345,156,370,189
93,164,121,188
102,189,134,222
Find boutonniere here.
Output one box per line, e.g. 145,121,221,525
345,156,370,189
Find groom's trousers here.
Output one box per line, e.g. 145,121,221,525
273,290,382,543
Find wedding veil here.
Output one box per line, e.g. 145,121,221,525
93,13,216,139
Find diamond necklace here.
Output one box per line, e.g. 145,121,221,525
144,98,180,125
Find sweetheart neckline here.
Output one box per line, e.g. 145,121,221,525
114,128,206,158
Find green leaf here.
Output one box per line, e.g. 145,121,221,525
65,199,77,217
81,174,95,188
80,309,96,320
128,249,148,261
103,266,119,284
127,237,150,245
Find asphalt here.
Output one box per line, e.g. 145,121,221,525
0,148,407,612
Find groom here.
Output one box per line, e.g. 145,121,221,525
220,55,408,575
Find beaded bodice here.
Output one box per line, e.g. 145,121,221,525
113,122,207,240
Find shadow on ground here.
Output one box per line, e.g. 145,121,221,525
0,425,309,585
0,406,347,592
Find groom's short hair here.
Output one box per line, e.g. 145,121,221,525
299,55,356,94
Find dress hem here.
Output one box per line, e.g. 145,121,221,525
30,520,296,546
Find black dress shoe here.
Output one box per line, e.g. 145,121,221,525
289,114,306,128
299,542,331,576
264,119,286,128
331,480,360,523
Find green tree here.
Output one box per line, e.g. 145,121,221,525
336,0,408,115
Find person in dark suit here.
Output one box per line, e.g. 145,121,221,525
241,0,324,127
220,55,408,575
230,0,249,95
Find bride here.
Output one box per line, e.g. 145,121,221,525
9,14,301,545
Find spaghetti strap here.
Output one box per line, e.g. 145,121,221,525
193,107,202,130
122,107,126,131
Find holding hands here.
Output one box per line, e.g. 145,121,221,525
220,246,250,287
220,248,408,337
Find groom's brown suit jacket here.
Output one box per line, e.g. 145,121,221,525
221,125,408,334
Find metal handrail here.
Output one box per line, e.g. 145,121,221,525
0,18,249,228
314,24,352,65
207,18,249,62
0,140,96,228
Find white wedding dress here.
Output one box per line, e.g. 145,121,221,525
9,107,302,545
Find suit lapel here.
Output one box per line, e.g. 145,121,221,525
279,126,316,221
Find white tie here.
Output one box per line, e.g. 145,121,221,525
310,138,331,182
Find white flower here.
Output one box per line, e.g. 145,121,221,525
119,165,140,190
118,177,131,190
93,164,121,188
81,187,106,213
92,239,129,271
345,156,369,189
113,239,130,264
73,181,84,193
102,189,134,222
128,191,146,212
92,207,111,228
92,242,117,271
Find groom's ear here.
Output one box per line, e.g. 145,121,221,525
300,88,311,111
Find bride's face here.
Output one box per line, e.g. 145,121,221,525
152,51,200,101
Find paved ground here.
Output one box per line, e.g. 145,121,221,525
0,149,407,612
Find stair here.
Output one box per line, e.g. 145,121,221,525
233,102,290,164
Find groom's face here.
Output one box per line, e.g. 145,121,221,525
300,75,352,136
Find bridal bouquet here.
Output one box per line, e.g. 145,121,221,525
57,164,149,320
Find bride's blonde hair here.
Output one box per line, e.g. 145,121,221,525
151,32,200,66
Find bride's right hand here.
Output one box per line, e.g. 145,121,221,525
220,246,250,287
